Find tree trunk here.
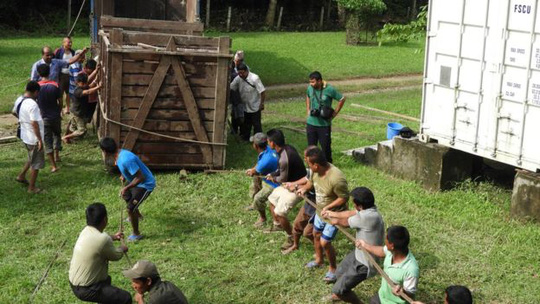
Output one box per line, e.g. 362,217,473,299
337,3,346,27
412,0,418,18
345,10,361,45
265,0,278,27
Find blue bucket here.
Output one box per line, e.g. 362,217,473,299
387,122,403,139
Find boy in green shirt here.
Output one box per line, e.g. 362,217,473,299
357,225,419,304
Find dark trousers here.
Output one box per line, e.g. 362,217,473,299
70,276,132,304
241,110,262,141
306,124,332,163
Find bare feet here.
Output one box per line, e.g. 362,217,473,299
27,188,43,194
51,167,59,173
15,178,29,185
281,245,298,255
253,219,265,228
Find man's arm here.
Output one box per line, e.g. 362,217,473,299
322,209,357,226
30,63,39,81
321,197,347,213
259,91,266,110
356,240,385,258
67,48,88,65
82,83,102,95
305,95,310,117
31,120,43,151
296,179,313,196
120,170,146,196
332,96,346,119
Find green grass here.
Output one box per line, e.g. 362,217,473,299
0,32,424,113
1,87,539,303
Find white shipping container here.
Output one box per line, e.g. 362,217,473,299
421,0,540,172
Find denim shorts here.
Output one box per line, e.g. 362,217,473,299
313,214,338,241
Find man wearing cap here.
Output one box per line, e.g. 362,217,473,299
69,202,131,303
245,132,279,228
123,260,189,304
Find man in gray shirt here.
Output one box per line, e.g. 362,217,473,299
322,187,385,304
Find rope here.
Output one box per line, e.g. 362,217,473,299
97,94,227,146
30,239,67,302
0,79,27,91
68,0,87,36
300,194,415,304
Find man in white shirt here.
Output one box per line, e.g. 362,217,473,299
230,63,266,141
12,81,45,194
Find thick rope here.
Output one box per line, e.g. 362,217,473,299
0,79,27,91
68,0,87,36
97,94,227,146
300,194,415,304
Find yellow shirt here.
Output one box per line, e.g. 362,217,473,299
310,164,349,210
69,226,123,286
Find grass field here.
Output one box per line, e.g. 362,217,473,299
0,32,424,113
1,85,539,303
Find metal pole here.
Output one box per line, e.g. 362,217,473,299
226,6,231,32
205,0,210,28
68,0,72,35
277,7,283,30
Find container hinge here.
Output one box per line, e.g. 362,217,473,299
458,119,472,126
455,103,469,110
500,129,516,137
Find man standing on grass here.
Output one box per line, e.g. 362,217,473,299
357,226,420,304
245,132,279,228
321,187,385,303
12,81,44,194
297,147,349,283
123,260,189,304
30,46,87,86
305,71,346,164
69,202,131,303
54,36,75,114
99,137,156,242
36,64,63,172
264,129,308,250
230,63,266,141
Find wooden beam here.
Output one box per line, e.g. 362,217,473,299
186,0,198,23
122,55,171,150
100,16,203,34
169,38,213,165
109,28,124,145
212,37,231,168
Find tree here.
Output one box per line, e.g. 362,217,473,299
336,0,386,45
265,0,278,27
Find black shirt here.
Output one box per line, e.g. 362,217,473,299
271,144,307,184
71,86,88,117
37,80,62,120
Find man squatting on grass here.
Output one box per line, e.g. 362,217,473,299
69,203,131,303
412,285,473,304
321,187,385,303
12,81,44,194
297,147,349,283
357,226,420,304
36,64,63,172
63,73,102,143
245,132,280,227
123,260,189,304
265,129,307,249
280,146,319,255
100,137,156,242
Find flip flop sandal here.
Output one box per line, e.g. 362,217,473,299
305,260,323,269
128,234,144,242
323,271,337,283
16,178,29,185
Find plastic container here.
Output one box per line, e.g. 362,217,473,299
387,122,403,139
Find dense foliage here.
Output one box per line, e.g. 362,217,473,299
377,5,428,45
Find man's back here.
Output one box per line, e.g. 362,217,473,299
147,279,189,304
37,81,61,120
312,164,349,210
13,96,44,145
117,149,156,191
348,207,385,276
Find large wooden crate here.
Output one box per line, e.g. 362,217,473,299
98,28,231,169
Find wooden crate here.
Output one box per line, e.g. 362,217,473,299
98,28,231,169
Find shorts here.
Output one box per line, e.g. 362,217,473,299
268,186,302,217
253,182,274,212
313,214,338,242
332,251,369,295
68,115,87,137
59,73,70,95
25,143,45,170
249,176,262,199
292,205,314,239
122,187,152,212
70,276,131,304
44,118,62,154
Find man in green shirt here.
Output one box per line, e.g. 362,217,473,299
123,260,189,304
305,71,346,163
357,225,420,304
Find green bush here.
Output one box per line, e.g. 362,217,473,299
377,5,427,45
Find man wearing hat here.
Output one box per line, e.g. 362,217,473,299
123,260,188,304
245,132,279,228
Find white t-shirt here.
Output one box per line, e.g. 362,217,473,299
12,96,44,145
62,51,73,74
230,72,265,113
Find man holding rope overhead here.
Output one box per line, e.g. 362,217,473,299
321,187,385,303
245,132,279,228
297,147,349,283
357,226,419,304
69,203,131,304
100,137,156,242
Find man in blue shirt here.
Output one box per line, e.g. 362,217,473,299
99,137,156,242
245,132,279,228
30,46,87,98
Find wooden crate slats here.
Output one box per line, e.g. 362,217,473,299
121,85,216,99
122,55,171,151
121,131,214,142
100,16,203,36
109,29,124,144
121,109,215,121
123,60,217,76
121,121,214,133
133,142,201,154
212,37,231,167
123,97,216,110
121,31,217,48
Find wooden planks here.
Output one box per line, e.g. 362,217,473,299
109,29,124,144
101,16,203,36
212,37,231,167
120,109,215,121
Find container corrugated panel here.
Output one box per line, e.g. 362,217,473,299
422,0,540,171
